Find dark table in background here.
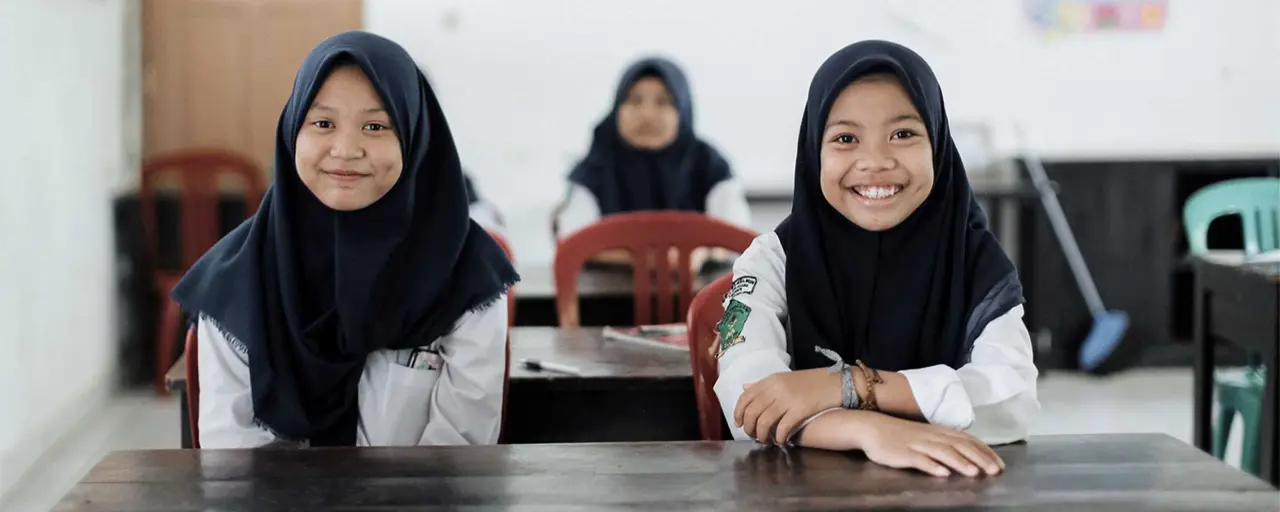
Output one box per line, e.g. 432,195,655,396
505,327,698,443
168,327,699,447
1192,252,1280,486
56,434,1278,511
512,263,728,326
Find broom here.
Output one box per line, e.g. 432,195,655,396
1020,137,1130,372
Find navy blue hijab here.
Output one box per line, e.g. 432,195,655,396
568,57,732,214
777,41,1022,372
172,31,518,445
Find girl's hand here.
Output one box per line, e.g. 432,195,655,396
857,412,1004,477
734,369,841,444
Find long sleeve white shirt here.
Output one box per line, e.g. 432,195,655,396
713,233,1039,445
196,295,508,448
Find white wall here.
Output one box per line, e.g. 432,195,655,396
367,0,1280,265
0,0,133,500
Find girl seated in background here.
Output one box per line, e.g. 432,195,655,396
172,31,518,448
554,57,751,268
714,40,1038,477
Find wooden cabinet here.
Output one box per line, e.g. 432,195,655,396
142,0,362,178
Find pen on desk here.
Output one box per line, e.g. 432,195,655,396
520,358,583,375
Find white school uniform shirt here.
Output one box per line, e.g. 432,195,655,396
713,233,1039,445
197,294,508,448
554,178,753,239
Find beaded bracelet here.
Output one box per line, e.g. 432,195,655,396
853,359,883,412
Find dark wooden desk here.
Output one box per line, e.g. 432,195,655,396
505,327,698,443
1192,252,1280,486
513,264,728,326
168,327,698,447
56,434,1278,511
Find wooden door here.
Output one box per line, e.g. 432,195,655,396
142,0,362,179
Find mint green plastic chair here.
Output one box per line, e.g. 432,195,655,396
1182,176,1279,477
1184,177,1280,256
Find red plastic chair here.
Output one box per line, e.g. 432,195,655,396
553,212,756,327
687,274,733,441
485,229,516,443
184,327,201,448
486,230,517,328
142,149,265,393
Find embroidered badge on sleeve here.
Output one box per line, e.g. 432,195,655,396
715,299,751,358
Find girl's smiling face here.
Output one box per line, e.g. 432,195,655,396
294,64,404,211
819,74,934,231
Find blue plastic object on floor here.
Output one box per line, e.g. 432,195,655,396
1078,310,1131,372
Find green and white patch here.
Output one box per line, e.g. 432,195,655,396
715,299,751,358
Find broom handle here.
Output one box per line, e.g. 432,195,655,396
1023,148,1107,315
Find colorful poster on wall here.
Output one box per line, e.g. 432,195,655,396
1024,0,1167,35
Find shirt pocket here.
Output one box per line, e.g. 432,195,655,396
367,350,442,446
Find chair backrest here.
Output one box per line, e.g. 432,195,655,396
553,212,756,327
483,230,515,443
687,274,733,441
184,326,201,449
487,230,518,327
1183,177,1280,256
141,149,266,271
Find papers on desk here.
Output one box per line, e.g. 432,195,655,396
603,324,689,351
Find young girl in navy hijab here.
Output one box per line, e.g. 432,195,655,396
714,41,1038,477
172,31,518,448
554,57,752,266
